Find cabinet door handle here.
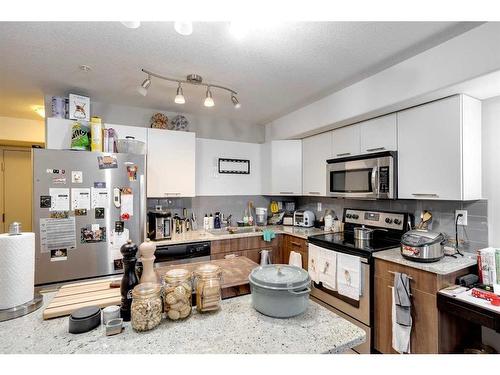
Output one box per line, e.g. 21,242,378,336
291,241,302,247
366,147,385,152
411,193,439,198
309,191,321,195
164,192,181,196
336,152,351,157
279,192,294,195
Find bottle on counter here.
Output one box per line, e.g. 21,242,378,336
162,269,193,321
203,214,209,230
120,239,139,321
208,213,214,229
214,212,221,229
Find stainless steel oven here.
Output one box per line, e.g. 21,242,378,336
326,151,397,199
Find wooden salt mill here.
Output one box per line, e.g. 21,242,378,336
139,238,157,284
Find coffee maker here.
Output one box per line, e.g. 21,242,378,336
147,211,172,241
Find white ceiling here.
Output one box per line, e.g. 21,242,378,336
0,21,482,123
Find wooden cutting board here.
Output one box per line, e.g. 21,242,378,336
43,277,122,320
43,257,259,320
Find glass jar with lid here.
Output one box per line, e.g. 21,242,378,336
131,282,163,331
194,264,223,312
162,268,192,320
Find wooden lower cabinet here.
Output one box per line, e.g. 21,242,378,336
374,258,475,354
282,236,308,270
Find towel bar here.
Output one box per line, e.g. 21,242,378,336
388,285,413,297
388,270,413,280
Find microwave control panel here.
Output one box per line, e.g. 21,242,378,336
378,166,390,193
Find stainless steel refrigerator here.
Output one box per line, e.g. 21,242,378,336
33,149,145,285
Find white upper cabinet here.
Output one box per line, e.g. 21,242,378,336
332,124,361,158
397,95,481,200
360,114,397,153
147,129,196,198
261,140,302,196
302,132,333,196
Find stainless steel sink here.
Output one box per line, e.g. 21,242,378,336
208,227,262,236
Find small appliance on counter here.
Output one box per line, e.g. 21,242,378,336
255,207,268,226
147,211,172,241
282,213,294,226
293,210,315,227
400,229,446,263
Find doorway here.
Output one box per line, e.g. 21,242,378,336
0,147,32,233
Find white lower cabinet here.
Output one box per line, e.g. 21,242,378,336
147,128,196,197
397,95,481,200
302,132,333,196
261,140,302,195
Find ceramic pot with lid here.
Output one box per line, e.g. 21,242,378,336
249,264,311,318
400,229,446,263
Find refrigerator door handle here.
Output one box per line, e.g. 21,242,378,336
139,173,146,242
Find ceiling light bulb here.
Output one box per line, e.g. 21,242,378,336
174,21,193,36
204,87,214,107
121,21,141,29
137,76,151,96
174,83,185,104
231,95,241,109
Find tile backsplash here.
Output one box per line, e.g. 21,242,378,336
296,197,488,252
147,196,488,252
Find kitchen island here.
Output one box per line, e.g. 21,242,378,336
0,292,365,354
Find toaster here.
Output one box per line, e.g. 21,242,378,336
293,210,315,228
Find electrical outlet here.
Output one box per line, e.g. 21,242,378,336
455,210,468,226
317,202,322,212
155,205,162,211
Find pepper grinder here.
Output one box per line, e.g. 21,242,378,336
139,238,157,284
120,239,139,321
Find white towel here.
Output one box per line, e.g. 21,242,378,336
289,251,302,268
392,287,412,354
319,248,337,291
307,245,320,283
336,253,361,301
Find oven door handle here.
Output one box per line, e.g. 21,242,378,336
288,287,311,296
371,166,378,195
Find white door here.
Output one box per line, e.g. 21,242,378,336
147,129,196,197
360,114,397,153
271,140,302,195
302,132,333,196
332,124,361,158
397,96,462,200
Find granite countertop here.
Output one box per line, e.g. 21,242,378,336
156,225,329,246
373,248,477,275
0,293,365,354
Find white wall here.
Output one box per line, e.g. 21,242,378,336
0,116,44,145
268,22,500,140
195,138,262,196
44,96,264,143
482,95,500,246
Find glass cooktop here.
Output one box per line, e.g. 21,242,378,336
308,230,401,258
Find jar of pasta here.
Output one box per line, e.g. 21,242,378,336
131,282,163,332
162,268,192,320
194,264,223,312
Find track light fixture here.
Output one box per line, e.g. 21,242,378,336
175,83,185,104
204,87,215,107
138,69,240,109
137,75,151,96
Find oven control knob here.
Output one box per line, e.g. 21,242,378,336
352,214,359,220
385,218,393,224
394,218,401,225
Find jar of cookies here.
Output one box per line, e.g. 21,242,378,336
194,264,223,312
131,282,163,332
162,268,192,320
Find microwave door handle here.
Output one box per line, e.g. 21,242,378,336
371,167,378,195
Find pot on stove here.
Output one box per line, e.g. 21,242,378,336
353,225,388,241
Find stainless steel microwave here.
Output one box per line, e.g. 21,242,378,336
326,151,397,199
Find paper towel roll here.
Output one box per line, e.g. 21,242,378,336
0,232,35,309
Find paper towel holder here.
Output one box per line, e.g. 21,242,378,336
0,221,43,322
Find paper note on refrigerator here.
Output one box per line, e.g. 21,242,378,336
39,217,76,253
110,228,129,261
49,188,70,211
91,187,108,208
120,190,134,219
71,188,91,210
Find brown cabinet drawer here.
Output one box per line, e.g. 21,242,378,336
375,258,437,295
211,238,249,254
